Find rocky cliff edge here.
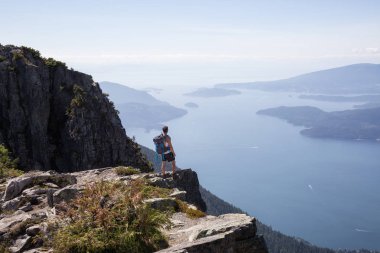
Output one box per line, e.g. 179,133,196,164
0,45,149,172
0,168,267,253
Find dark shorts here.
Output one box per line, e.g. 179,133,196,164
162,152,175,162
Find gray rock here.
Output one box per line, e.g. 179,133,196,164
26,225,41,236
148,177,175,189
42,182,59,188
9,235,33,253
23,249,53,253
157,214,268,253
0,213,31,234
173,169,207,212
18,202,33,212
144,198,179,211
2,172,77,201
1,197,22,211
169,188,187,201
47,189,54,207
0,45,150,173
53,185,79,204
31,211,47,220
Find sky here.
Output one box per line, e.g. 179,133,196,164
1,0,380,88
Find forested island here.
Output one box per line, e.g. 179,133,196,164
257,106,380,141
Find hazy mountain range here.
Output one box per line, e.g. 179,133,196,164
217,63,380,94
99,81,187,130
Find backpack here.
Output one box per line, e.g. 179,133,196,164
153,134,166,154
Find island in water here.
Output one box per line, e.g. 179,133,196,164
185,102,199,108
257,106,380,141
184,87,241,97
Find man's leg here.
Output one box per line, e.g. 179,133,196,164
161,160,166,175
172,160,176,175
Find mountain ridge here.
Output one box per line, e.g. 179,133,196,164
217,63,380,94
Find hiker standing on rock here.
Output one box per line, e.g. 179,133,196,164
154,126,176,177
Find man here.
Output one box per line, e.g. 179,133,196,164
161,126,176,177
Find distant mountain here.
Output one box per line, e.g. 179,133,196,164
299,94,380,103
184,87,241,97
354,102,380,109
100,81,167,106
257,106,380,141
99,82,187,130
217,64,380,94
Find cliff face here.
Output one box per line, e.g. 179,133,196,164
0,45,149,172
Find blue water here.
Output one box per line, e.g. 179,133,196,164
126,88,380,250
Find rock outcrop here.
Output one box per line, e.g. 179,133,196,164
0,45,149,172
173,169,207,212
0,168,267,253
157,213,268,253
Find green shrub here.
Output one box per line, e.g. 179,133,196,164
0,144,23,179
115,166,140,176
0,56,6,62
66,85,86,118
12,52,24,61
44,57,66,68
176,200,206,219
53,180,170,253
21,46,41,58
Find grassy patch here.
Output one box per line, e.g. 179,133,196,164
115,166,140,176
0,144,23,179
176,200,206,219
52,180,170,253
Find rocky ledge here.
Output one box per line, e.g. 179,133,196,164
158,213,267,253
0,168,266,252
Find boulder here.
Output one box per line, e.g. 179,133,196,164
1,197,23,211
144,198,179,211
53,185,80,204
9,235,33,253
169,188,187,201
0,213,31,235
18,203,33,212
148,177,175,189
173,169,207,212
26,225,41,236
157,213,268,253
3,172,77,201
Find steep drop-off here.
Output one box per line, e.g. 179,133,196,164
0,45,149,172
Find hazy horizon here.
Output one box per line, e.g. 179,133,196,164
2,0,380,88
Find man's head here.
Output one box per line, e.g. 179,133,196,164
162,126,169,134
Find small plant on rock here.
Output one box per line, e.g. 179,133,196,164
115,166,140,176
176,200,206,219
0,144,23,179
